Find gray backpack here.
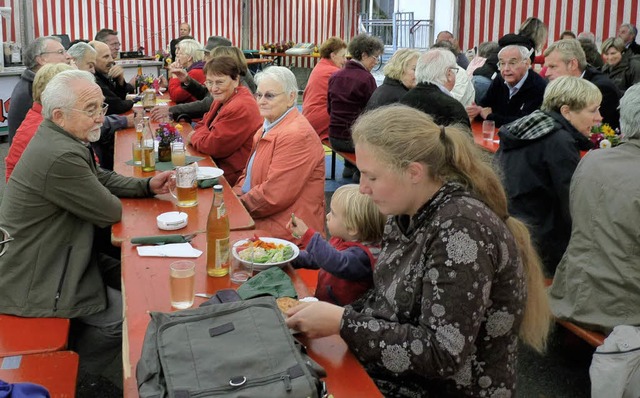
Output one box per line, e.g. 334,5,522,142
136,296,327,398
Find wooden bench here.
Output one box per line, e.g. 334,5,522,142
321,138,357,180
544,278,606,348
0,350,79,397
0,315,70,357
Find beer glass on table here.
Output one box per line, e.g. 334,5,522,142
169,164,198,207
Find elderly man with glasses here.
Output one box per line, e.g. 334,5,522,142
0,70,172,388
400,48,472,129
467,44,546,127
7,36,71,144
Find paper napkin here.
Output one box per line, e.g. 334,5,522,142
136,242,202,258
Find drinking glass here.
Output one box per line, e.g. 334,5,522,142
132,142,142,165
171,142,186,166
229,248,253,284
169,164,198,207
482,120,495,141
169,260,195,309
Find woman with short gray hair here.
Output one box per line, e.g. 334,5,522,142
495,76,602,275
168,39,206,103
233,66,326,243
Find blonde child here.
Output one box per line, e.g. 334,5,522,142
286,184,386,305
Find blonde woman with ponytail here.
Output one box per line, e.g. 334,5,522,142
285,104,552,397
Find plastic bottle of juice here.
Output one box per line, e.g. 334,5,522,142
207,185,230,277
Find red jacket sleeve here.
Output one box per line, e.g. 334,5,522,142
168,69,205,104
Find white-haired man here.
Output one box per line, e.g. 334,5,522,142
0,70,172,387
618,23,640,55
466,44,546,127
400,48,471,128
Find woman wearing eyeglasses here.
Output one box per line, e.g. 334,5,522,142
327,33,384,182
233,66,326,244
185,56,261,186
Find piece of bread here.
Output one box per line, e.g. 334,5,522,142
276,297,299,313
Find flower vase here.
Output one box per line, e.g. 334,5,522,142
158,143,172,162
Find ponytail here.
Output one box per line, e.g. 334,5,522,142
353,105,552,352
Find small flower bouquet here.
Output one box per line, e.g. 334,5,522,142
136,74,162,95
155,123,184,162
155,122,183,146
590,123,621,149
155,49,171,67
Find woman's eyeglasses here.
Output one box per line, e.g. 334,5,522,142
0,227,13,257
254,92,285,101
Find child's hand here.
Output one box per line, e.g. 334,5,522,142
287,214,308,239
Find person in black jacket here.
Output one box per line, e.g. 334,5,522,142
618,23,640,55
494,76,601,275
90,40,134,115
400,49,471,129
467,45,546,127
544,39,622,129
601,37,640,93
366,48,419,111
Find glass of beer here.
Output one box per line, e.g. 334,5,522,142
169,260,195,309
132,142,142,165
171,142,186,166
169,164,198,207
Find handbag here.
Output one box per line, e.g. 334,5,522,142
136,295,327,398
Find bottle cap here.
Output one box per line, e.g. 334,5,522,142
213,184,223,192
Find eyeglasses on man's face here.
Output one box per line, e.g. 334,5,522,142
40,49,66,56
498,59,525,70
254,92,285,101
68,103,109,119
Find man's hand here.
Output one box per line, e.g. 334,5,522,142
150,106,170,122
149,171,173,194
479,107,492,119
466,104,481,119
108,65,126,85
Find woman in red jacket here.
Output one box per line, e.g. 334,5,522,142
186,56,262,186
302,37,347,141
168,39,206,103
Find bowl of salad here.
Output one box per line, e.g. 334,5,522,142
232,236,299,271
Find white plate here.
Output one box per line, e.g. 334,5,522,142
232,237,299,271
196,167,224,180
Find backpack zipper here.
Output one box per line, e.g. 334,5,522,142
187,371,304,397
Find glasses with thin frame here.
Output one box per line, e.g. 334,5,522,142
204,79,232,89
254,92,285,101
497,59,525,70
68,103,109,119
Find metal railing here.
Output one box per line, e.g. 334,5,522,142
360,12,432,51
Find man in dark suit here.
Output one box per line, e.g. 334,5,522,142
544,39,622,129
618,23,640,55
401,48,471,129
466,45,546,127
89,40,134,115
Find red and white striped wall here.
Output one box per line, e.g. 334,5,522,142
459,0,640,52
249,0,360,67
1,0,358,64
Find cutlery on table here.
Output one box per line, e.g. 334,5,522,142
130,231,203,245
